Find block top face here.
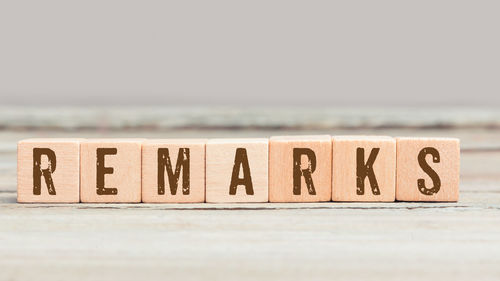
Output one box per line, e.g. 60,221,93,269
271,135,331,142
18,138,84,144
143,139,207,145
396,137,459,143
332,136,395,142
82,139,146,144
208,138,269,145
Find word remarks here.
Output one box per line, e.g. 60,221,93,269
17,136,460,203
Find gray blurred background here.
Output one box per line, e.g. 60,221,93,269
0,0,499,106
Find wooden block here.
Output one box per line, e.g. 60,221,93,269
332,136,396,202
206,139,268,203
80,139,144,203
17,139,82,203
269,135,332,202
142,139,206,203
396,137,460,202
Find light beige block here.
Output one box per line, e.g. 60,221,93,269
17,139,82,203
332,136,396,202
142,139,206,203
396,137,460,202
206,139,268,203
80,139,144,203
269,135,332,202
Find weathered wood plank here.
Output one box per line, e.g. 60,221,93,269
0,108,499,281
1,106,500,130
0,191,499,281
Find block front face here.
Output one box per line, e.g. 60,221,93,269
269,136,332,202
142,139,206,203
396,138,460,202
206,139,268,203
17,139,81,203
332,136,396,202
80,139,143,203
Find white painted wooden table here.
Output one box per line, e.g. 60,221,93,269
0,107,499,281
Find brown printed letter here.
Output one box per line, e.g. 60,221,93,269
417,147,441,195
293,148,316,195
356,148,381,195
33,148,57,195
229,148,254,195
96,148,118,195
157,148,190,195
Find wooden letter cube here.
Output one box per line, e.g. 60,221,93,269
332,136,396,202
80,139,143,203
269,135,332,202
206,139,268,203
396,137,460,202
17,139,81,203
142,139,206,203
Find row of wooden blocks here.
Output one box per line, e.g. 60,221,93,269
17,136,460,203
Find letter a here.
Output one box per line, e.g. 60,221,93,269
229,148,254,195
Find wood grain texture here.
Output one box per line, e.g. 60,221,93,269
142,139,206,203
396,137,460,202
0,191,499,281
80,139,144,203
206,139,268,203
2,106,500,130
269,135,332,202
17,139,81,203
332,136,396,202
1,107,500,281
